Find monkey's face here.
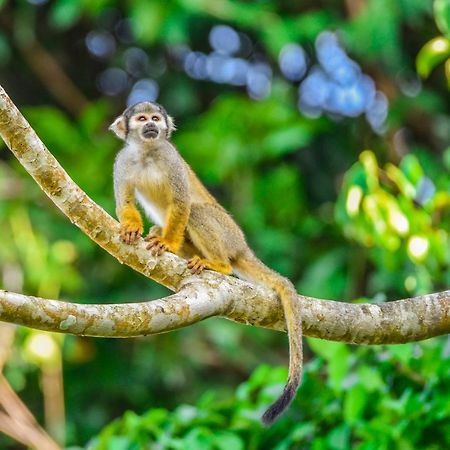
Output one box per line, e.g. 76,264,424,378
109,102,176,143
132,111,164,140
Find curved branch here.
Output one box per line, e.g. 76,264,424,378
0,287,448,344
0,84,449,345
0,284,229,337
18,39,89,116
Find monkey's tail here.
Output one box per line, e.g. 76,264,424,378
234,251,303,426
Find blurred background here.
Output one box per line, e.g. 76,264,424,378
0,0,449,449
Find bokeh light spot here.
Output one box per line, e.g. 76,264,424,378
209,25,240,55
86,31,116,59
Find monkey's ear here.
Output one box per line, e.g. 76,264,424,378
166,115,176,139
109,116,127,140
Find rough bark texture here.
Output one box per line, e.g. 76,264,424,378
0,288,449,343
0,84,449,344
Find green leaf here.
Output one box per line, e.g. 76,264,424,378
326,424,351,450
343,384,367,423
416,36,450,78
308,339,351,392
50,0,83,30
387,343,413,364
328,346,352,392
399,154,424,185
307,339,348,362
291,422,315,441
81,0,113,16
444,147,450,170
183,428,214,450
106,436,133,450
297,249,348,299
446,57,450,87
214,432,245,450
357,366,385,392
23,107,82,152
130,0,167,44
344,0,404,70
262,125,312,157
434,0,450,36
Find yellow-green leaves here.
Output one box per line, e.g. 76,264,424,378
416,37,450,78
336,151,449,293
417,0,450,86
23,331,61,366
434,0,450,36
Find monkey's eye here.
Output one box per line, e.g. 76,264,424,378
137,115,147,121
152,115,160,122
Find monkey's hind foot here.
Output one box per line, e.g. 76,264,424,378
145,235,170,256
187,256,232,275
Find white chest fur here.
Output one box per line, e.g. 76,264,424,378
133,161,166,228
135,190,165,227
119,143,171,228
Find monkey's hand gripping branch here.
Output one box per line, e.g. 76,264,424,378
0,84,449,343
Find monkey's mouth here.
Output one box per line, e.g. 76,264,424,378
142,125,159,139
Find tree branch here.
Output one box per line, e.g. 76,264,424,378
18,39,89,116
0,287,448,343
0,84,449,345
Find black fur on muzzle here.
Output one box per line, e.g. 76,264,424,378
141,123,159,139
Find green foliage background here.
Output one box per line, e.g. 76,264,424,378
0,1,449,449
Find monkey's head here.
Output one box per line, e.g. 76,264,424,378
109,102,175,143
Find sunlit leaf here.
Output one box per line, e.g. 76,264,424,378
81,0,114,15
326,424,351,450
357,366,385,392
445,57,450,87
407,235,430,262
344,384,367,423
49,0,83,30
434,0,450,36
359,150,379,192
215,432,245,450
385,163,416,198
416,36,450,78
400,154,424,184
130,0,168,44
387,343,414,365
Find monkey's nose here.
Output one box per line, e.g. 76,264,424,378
142,125,159,139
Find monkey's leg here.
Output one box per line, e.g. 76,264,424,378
186,204,233,275
177,238,198,260
146,202,190,256
187,255,232,275
118,204,144,244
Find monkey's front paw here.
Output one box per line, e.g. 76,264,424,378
187,255,206,275
145,235,173,256
120,222,143,244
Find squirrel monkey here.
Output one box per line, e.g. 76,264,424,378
109,101,303,425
